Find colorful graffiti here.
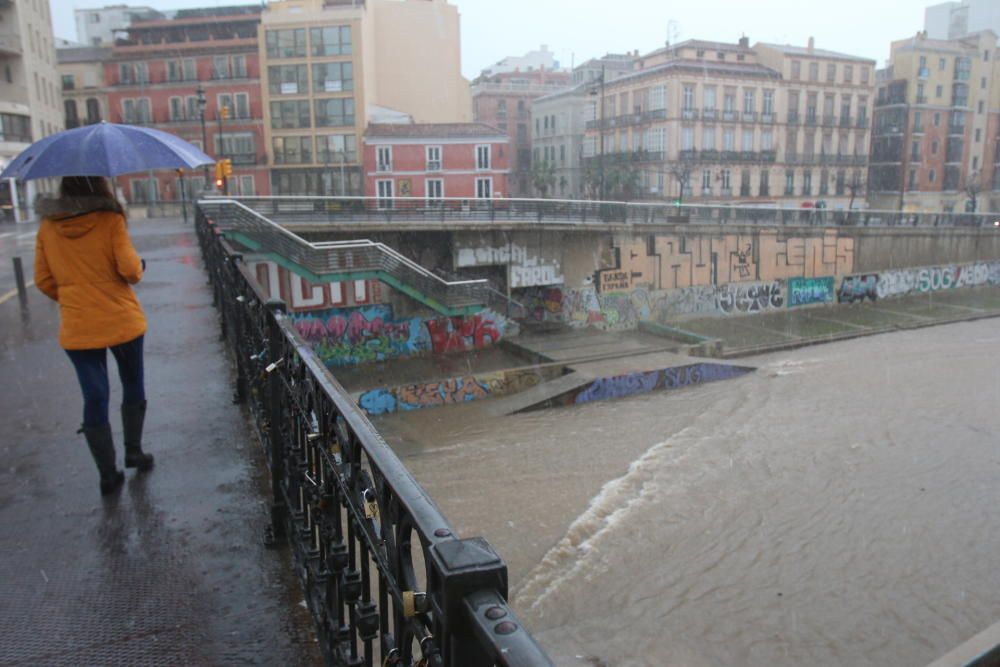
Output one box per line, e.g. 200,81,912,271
455,237,564,288
596,230,854,292
517,286,564,322
424,312,503,354
838,274,878,303
293,306,505,367
572,363,753,405
716,282,784,314
787,277,835,307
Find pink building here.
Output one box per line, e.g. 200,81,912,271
362,123,509,204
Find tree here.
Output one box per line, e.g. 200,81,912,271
670,165,692,205
846,170,866,211
965,171,981,213
531,159,557,198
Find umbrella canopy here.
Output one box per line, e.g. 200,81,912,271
0,122,215,181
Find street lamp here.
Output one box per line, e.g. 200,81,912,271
588,63,606,201
196,84,208,183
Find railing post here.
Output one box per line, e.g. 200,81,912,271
264,298,288,547
229,253,247,404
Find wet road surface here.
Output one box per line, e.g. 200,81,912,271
0,218,322,665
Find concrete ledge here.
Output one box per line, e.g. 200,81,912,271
926,621,1000,667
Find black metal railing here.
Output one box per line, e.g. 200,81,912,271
195,207,553,667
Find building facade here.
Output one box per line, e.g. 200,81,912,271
580,38,875,208
869,30,1000,212
58,46,112,129
106,6,269,203
362,123,509,203
1,0,64,218
925,0,1000,41
471,68,572,196
259,0,471,197
531,55,636,198
480,45,563,78
74,4,163,47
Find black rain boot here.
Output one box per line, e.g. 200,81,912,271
122,401,154,472
81,423,125,496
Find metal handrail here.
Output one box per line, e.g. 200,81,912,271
195,210,553,667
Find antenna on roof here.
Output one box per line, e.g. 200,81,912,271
666,19,679,47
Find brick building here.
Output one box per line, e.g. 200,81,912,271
362,123,509,204
105,5,270,203
869,30,1000,212
471,67,571,196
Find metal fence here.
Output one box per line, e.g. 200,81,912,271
195,206,553,667
206,195,1000,229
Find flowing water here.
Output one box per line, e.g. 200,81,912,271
378,319,1000,667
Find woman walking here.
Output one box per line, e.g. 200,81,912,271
35,176,154,496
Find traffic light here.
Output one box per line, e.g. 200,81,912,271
214,161,224,181
222,158,232,177
215,177,224,189
220,105,229,120
673,198,682,208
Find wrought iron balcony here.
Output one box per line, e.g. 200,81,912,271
722,110,738,122
787,110,800,125
742,111,757,123
702,108,717,120
681,108,698,120
761,112,777,124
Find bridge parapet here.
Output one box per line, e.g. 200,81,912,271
195,209,554,667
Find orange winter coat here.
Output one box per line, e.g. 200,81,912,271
34,197,146,350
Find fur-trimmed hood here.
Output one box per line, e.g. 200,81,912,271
37,196,125,239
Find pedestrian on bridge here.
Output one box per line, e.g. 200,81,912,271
34,176,155,496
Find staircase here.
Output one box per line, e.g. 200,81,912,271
198,199,489,316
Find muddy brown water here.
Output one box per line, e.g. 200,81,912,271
377,318,1000,667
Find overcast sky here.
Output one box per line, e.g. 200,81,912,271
51,0,934,76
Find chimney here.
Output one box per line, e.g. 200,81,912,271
807,36,815,53
738,35,749,48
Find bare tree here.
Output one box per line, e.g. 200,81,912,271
670,165,692,205
965,171,981,213
846,171,866,211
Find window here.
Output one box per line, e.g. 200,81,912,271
316,134,356,163
743,89,755,114
312,62,353,92
914,111,922,131
720,169,731,191
85,98,101,123
975,128,981,142
61,74,74,90
785,169,795,195
723,127,735,151
376,146,392,171
791,60,801,79
215,132,255,160
425,178,443,203
802,170,812,195
861,67,870,84
237,175,255,196
809,62,819,81
826,63,836,82
233,93,249,120
952,83,968,107
742,128,753,151
759,169,769,196
232,56,246,78
724,89,735,112
762,90,774,115
183,59,196,81
135,62,148,84
475,177,492,199
682,126,694,150
703,86,716,110
978,100,985,114
761,130,773,150
908,169,917,190
936,84,943,98
928,168,935,183
703,126,716,150
314,98,354,127
270,100,311,129
266,29,307,58
954,57,970,81
844,65,853,83
982,77,988,90
376,179,393,208
426,146,441,171
169,96,183,121
476,144,491,169
130,177,158,204
560,144,566,163
911,141,920,160
310,25,352,56
934,112,941,127
213,56,229,80
931,140,938,154
272,136,312,164
645,127,666,153
683,85,694,110
269,65,308,95
64,100,79,127
938,57,946,70
650,85,666,110
740,169,751,196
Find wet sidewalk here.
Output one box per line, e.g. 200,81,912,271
0,218,321,665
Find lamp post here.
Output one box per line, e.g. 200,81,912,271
196,85,208,183
588,63,606,201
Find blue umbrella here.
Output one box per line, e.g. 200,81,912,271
0,121,215,181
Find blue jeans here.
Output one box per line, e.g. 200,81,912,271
66,335,145,427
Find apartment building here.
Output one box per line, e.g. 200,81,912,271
0,0,64,218
106,6,269,202
259,0,471,197
471,67,571,196
362,123,509,204
581,38,875,208
58,46,112,129
531,55,636,198
869,30,1000,212
925,0,1000,41
74,4,163,47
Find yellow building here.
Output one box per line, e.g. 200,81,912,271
56,46,112,129
582,38,875,209
259,0,471,196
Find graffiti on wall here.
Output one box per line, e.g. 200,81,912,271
293,306,505,367
838,274,878,303
572,363,753,405
455,239,564,288
516,286,564,322
716,282,784,314
787,277,835,307
596,231,854,292
357,368,547,416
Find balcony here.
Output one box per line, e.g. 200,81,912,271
0,33,22,56
915,95,928,104
912,123,924,134
856,117,869,128
761,112,777,124
702,108,717,120
679,149,698,161
720,187,733,197
948,124,965,136
742,111,757,123
787,111,800,125
740,185,752,196
681,108,698,120
376,162,392,172
642,108,667,122
839,115,853,127
722,110,738,122
917,67,929,79
805,113,818,126
822,114,837,127
426,160,441,171
228,153,258,166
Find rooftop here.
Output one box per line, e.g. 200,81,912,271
609,59,781,87
56,46,113,63
756,42,875,63
364,122,508,139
